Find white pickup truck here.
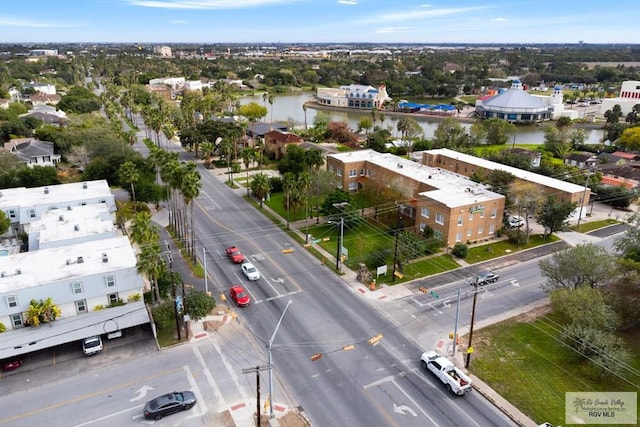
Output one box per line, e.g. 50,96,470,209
420,351,472,395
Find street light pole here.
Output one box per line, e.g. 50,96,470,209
203,247,208,296
576,170,592,228
268,299,293,419
465,282,479,368
392,202,402,282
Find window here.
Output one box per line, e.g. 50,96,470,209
479,210,485,218
107,293,119,305
360,168,365,176
421,207,430,218
478,226,484,234
349,169,357,177
366,169,372,177
11,313,23,327
71,281,83,294
75,299,87,314
348,182,358,190
467,229,472,237
435,213,445,225
28,209,36,218
457,215,463,226
455,232,462,242
6,295,18,308
491,208,497,219
336,169,342,177
489,224,495,234
105,275,116,288
7,209,16,219
419,222,426,232
469,213,473,221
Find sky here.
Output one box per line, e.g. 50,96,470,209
0,0,637,45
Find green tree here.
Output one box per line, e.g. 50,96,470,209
617,126,640,151
237,102,267,147
240,146,255,196
137,242,166,303
118,161,139,204
539,243,616,290
480,118,516,145
129,211,159,246
181,165,201,262
433,117,468,148
184,290,216,322
536,196,577,237
250,173,271,208
0,211,10,236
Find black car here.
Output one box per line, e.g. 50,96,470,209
473,271,499,286
143,391,197,420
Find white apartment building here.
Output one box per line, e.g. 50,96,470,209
0,180,115,236
600,80,640,117
184,80,203,91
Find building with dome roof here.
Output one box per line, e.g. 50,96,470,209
475,80,566,123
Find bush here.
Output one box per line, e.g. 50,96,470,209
0,322,5,333
451,242,469,258
128,293,142,302
94,305,105,311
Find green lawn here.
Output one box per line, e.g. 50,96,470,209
470,313,640,427
465,234,559,264
572,218,618,233
264,192,316,222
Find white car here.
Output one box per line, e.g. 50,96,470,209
241,262,260,281
82,336,103,356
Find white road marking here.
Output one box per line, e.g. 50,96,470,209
71,404,144,427
184,364,209,418
190,345,226,408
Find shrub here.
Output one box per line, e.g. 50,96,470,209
451,242,469,258
94,304,105,311
128,293,142,302
0,322,5,333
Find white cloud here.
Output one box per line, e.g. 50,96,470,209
361,6,490,24
170,19,188,24
337,0,358,4
491,17,506,22
376,26,411,34
0,16,84,28
126,0,294,9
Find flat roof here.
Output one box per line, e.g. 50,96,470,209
424,148,586,194
0,302,150,359
27,204,115,244
0,180,112,208
328,150,504,207
0,236,137,293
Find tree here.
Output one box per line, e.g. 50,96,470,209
617,126,640,151
237,102,268,147
118,161,139,204
539,243,616,290
137,242,166,303
181,165,201,262
184,290,216,321
277,144,307,177
250,173,271,207
613,212,640,262
129,211,159,246
321,188,352,216
536,196,577,237
396,117,423,156
480,118,516,145
433,117,468,148
0,211,10,236
240,146,255,196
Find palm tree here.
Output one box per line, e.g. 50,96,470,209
118,161,139,204
181,165,201,262
268,93,275,123
129,211,159,247
240,147,256,196
283,172,297,229
302,102,308,130
200,141,214,169
250,173,271,208
219,138,235,184
137,242,166,304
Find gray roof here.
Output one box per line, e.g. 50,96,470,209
9,139,56,162
483,87,548,109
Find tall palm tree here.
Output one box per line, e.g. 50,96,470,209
219,138,235,184
268,93,275,123
129,211,159,247
283,172,297,229
250,173,271,208
118,161,139,204
180,165,201,262
302,102,308,130
137,242,166,304
199,141,214,169
240,147,256,196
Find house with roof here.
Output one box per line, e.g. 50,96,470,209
20,105,67,125
264,129,304,160
564,152,596,169
326,150,506,247
28,92,61,106
504,147,542,168
596,164,640,189
596,152,629,166
246,122,288,141
24,82,56,95
2,138,61,168
611,151,640,161
316,84,391,110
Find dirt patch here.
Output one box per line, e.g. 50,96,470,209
203,320,225,332
513,304,551,323
215,410,236,427
258,412,310,427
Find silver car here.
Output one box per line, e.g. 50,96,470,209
473,271,499,286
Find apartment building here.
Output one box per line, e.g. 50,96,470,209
326,150,506,246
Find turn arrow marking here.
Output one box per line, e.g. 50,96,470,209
393,402,417,417
130,385,154,402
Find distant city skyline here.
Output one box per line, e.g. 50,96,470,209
0,0,637,45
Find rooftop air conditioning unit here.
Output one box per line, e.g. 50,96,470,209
44,187,49,194
0,272,5,277
66,259,72,265
74,224,80,231
82,182,88,189
15,269,21,275
59,215,64,221
77,256,84,264
102,253,108,263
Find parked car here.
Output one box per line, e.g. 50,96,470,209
473,271,499,286
82,336,103,356
106,329,123,340
241,262,260,281
1,358,22,371
143,391,197,420
226,246,245,264
507,215,524,228
230,285,250,306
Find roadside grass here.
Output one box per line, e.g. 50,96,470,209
265,192,315,222
465,234,559,264
156,323,181,348
470,312,640,426
572,218,618,233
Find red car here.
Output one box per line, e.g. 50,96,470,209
2,359,22,371
225,246,245,264
230,285,250,307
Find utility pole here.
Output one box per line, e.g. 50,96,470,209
268,300,293,419
242,365,271,426
203,247,209,296
335,216,344,271
452,288,461,356
465,281,479,368
576,170,592,228
392,202,402,282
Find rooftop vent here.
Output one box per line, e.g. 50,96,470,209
15,269,21,275
77,256,84,264
66,259,72,265
74,224,80,231
82,182,88,189
0,272,5,277
67,206,72,211
102,253,108,263
44,187,49,194
59,215,64,221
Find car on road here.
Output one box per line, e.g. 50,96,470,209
473,271,499,286
241,262,260,281
1,358,22,371
226,246,246,264
82,336,103,356
230,285,250,306
143,391,197,420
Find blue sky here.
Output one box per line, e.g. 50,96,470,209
0,0,636,44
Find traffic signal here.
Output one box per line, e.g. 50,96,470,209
310,353,323,361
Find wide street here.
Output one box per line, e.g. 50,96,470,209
1,104,628,427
